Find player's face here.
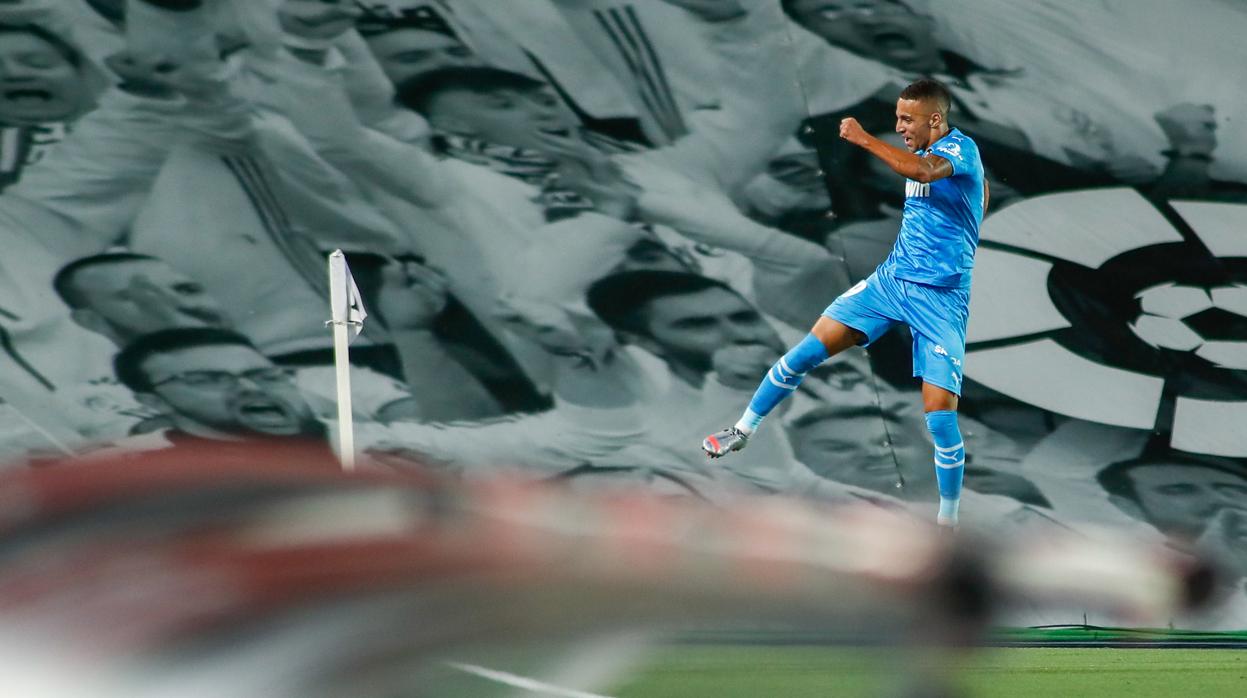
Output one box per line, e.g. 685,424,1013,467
895,97,941,152
72,260,230,339
141,345,319,438
786,0,940,72
1126,464,1247,539
426,85,577,150
365,29,480,86
0,32,91,124
642,288,782,371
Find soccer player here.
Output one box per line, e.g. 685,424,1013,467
702,78,988,528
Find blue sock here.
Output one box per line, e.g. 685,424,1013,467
735,334,829,434
925,410,964,525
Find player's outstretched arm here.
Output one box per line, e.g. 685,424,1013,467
838,117,953,183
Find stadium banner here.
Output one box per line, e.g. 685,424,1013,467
0,0,1243,631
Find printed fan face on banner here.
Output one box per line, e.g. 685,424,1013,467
966,190,1247,457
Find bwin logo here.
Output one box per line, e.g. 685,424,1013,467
905,180,930,198
963,188,1247,458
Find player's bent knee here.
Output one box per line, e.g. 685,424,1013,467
922,383,959,413
811,316,864,355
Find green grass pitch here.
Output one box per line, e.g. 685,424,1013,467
610,646,1247,697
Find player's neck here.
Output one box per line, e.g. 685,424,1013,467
924,125,952,149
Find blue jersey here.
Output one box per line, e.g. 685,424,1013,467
880,128,984,289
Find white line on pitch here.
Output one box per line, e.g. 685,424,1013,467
446,662,616,698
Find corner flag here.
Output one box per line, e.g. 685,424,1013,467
327,250,364,470
328,250,367,344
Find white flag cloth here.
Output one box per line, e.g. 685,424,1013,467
328,250,367,344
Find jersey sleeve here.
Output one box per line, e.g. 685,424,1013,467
930,137,976,176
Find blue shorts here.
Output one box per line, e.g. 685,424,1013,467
822,267,970,395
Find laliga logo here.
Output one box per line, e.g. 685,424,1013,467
1131,282,1247,368
964,189,1247,458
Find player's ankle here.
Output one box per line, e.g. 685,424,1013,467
734,410,761,436
938,497,960,525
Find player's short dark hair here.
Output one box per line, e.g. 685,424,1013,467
899,78,952,116
0,23,84,68
395,66,547,116
53,252,161,309
1096,453,1247,504
114,327,258,393
586,270,740,337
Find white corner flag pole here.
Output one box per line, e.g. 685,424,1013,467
327,250,367,471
